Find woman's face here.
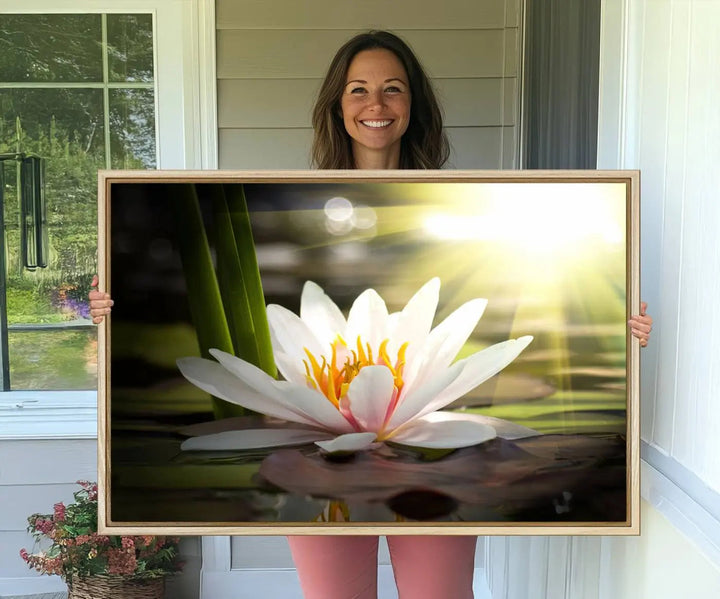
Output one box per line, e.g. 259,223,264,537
340,49,411,164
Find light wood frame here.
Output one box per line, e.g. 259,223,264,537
98,169,640,535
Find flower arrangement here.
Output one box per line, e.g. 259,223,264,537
20,481,182,585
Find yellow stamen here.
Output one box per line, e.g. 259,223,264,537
302,336,409,411
356,336,368,364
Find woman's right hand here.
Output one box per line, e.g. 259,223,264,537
89,275,113,324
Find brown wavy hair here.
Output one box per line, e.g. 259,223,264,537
311,31,449,170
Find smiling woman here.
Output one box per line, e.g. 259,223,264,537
310,30,448,170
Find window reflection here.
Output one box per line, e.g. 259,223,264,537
0,13,156,390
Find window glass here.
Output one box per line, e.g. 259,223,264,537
0,13,155,390
107,14,154,83
0,14,103,82
110,89,156,168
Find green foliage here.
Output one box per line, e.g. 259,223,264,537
5,285,62,324
1,115,99,305
9,329,96,390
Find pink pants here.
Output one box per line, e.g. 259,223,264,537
287,535,477,599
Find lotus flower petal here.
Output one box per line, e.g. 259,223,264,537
343,365,395,432
267,304,324,364
345,288,389,350
273,350,307,386
402,298,488,393
300,281,347,348
387,277,440,360
209,349,355,433
315,432,378,453
416,336,534,418
176,357,316,426
409,410,540,440
181,428,333,451
385,361,465,430
389,415,497,448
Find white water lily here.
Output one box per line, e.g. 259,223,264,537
178,278,533,453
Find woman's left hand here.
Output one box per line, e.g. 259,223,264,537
628,301,652,347
89,275,113,324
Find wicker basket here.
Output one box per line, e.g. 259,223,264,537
67,575,165,599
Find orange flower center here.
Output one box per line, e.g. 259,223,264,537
303,335,408,408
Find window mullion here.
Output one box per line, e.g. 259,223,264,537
0,82,153,89
101,13,112,170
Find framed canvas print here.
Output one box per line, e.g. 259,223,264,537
97,170,640,535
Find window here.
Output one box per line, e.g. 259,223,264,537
0,0,214,439
0,13,156,391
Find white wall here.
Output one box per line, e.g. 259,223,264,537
486,0,720,596
601,0,720,488
596,0,720,592
0,440,97,596
599,501,720,598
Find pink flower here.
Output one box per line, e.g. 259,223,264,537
92,534,110,545
136,535,154,547
76,480,98,500
121,537,135,550
53,502,66,521
19,548,29,562
34,517,54,535
107,547,137,575
44,556,63,576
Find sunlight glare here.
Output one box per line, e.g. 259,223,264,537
422,183,625,254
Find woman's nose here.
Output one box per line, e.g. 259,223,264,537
366,89,385,109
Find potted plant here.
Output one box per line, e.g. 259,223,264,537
20,481,182,599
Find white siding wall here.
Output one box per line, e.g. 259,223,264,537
617,0,720,488
0,438,201,599
0,440,97,595
486,0,720,597
216,0,522,169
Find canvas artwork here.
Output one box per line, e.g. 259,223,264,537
98,170,639,535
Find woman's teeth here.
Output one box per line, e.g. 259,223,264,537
362,120,392,128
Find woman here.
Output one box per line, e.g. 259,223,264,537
91,31,653,599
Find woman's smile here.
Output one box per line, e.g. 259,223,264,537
361,119,394,128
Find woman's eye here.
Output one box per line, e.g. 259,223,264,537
349,87,367,94
385,86,402,93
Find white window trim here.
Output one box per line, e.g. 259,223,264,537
0,0,217,439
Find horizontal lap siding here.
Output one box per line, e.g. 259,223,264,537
0,483,86,531
216,0,521,170
217,0,515,30
217,30,510,79
0,439,97,582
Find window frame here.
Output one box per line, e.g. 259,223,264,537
0,0,217,439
